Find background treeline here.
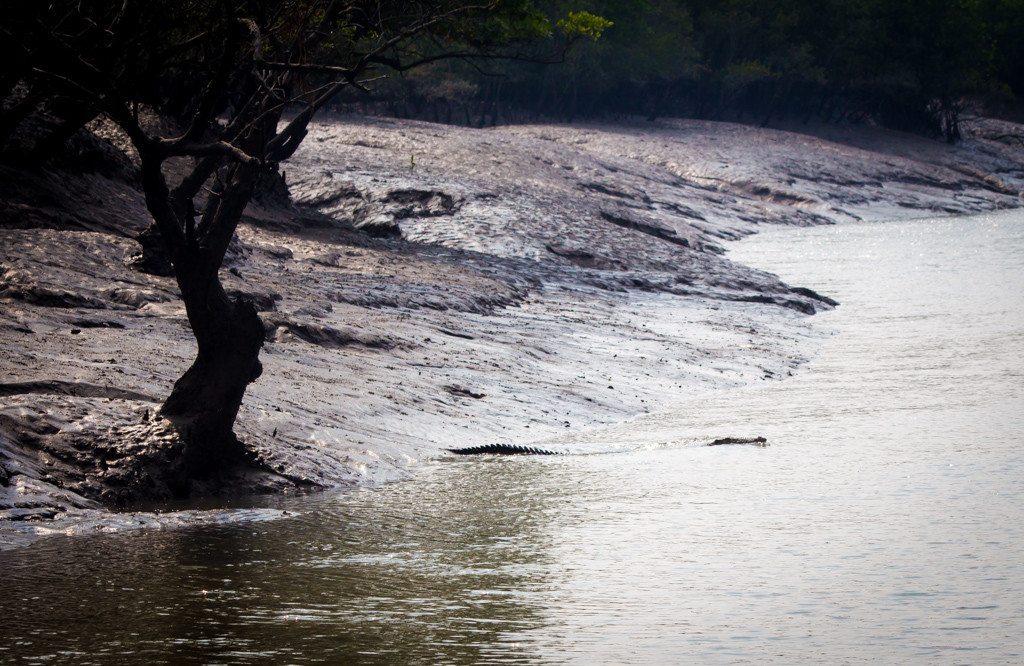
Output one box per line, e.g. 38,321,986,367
337,0,1024,141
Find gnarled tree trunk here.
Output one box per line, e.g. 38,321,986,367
138,151,267,482
160,271,264,477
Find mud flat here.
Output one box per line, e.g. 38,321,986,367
1,115,1021,532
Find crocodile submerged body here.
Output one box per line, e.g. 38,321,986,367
708,436,768,446
449,437,768,456
447,443,564,455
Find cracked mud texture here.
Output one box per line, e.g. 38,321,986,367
1,114,1022,531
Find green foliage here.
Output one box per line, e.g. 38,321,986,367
393,0,1024,138
557,11,614,40
721,61,772,91
7,0,1018,145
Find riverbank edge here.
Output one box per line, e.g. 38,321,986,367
1,115,1022,538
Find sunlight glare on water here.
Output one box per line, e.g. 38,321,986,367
1,210,1022,664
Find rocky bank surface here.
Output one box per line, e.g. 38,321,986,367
1,115,1021,535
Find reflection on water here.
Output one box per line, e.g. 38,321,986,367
2,211,1023,664
1,462,562,664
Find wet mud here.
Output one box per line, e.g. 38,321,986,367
1,115,1021,533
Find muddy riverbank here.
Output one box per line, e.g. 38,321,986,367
1,115,1021,526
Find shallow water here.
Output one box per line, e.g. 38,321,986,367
3,211,1023,664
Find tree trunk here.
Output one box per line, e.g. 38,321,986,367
138,153,265,484
160,266,264,478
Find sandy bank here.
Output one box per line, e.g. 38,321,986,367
1,115,1021,530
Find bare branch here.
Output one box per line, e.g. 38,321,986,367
162,139,261,164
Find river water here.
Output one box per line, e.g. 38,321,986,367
2,211,1023,664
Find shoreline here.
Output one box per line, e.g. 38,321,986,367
2,115,1022,534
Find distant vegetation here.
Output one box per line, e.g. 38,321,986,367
346,0,1024,141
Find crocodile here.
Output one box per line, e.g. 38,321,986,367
448,443,564,455
708,436,768,447
448,437,768,455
